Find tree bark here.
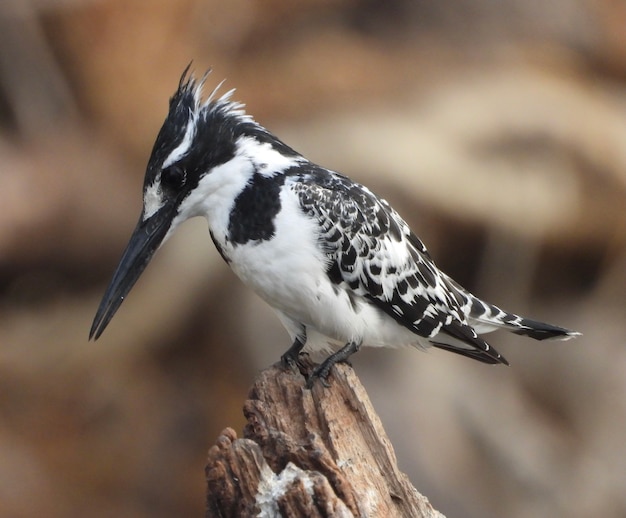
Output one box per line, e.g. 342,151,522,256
205,357,445,517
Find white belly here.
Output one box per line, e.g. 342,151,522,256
223,192,428,353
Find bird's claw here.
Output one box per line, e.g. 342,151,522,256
280,351,299,370
305,363,332,389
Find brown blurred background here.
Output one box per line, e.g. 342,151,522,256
1,0,625,516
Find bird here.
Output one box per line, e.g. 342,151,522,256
90,67,580,386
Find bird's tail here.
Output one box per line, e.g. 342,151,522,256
466,296,580,341
444,276,580,341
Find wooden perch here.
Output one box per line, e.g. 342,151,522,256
205,357,445,517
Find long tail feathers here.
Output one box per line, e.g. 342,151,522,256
443,275,580,342
432,321,510,365
464,293,580,342
510,317,581,341
430,287,580,365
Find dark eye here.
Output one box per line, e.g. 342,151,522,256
161,165,186,190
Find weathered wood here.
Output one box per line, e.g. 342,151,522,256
205,358,444,517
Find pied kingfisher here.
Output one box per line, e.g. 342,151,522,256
90,67,580,385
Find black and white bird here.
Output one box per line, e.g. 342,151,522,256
90,68,580,385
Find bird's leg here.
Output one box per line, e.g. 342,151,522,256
307,341,361,389
280,327,307,370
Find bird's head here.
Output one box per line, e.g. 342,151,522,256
90,66,291,339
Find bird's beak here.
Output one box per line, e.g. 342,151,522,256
89,205,175,340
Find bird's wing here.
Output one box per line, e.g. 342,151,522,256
290,167,506,364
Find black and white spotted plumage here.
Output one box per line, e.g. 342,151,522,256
286,165,575,365
90,68,580,380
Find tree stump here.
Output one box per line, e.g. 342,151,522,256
205,357,444,517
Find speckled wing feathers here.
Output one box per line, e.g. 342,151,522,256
289,166,506,364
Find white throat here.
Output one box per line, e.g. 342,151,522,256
168,136,301,242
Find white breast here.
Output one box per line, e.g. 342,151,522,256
225,188,427,353
226,187,327,315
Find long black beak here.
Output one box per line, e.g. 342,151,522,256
89,206,175,340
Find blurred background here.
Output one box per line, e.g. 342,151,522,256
1,0,625,516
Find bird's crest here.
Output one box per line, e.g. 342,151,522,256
173,65,252,125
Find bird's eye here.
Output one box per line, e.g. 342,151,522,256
161,165,186,190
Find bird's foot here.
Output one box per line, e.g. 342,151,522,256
280,336,307,371
305,341,361,389
281,350,310,372
306,362,333,389
280,350,299,370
